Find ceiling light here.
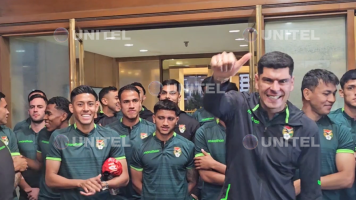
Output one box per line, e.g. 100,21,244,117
286,22,292,24
229,30,240,33
240,45,248,47
105,37,116,40
176,61,182,65
120,70,125,73
22,66,29,68
128,71,132,74
135,73,139,75
16,50,25,53
286,32,291,35
140,49,148,52
171,59,174,60
235,38,244,41
124,44,133,47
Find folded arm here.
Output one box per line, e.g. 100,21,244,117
199,170,224,185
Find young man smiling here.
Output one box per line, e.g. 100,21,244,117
203,51,321,200
106,84,155,200
37,96,72,200
294,69,355,200
131,100,197,200
45,85,129,200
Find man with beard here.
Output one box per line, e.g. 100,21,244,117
328,69,356,199
106,84,155,200
95,86,121,126
131,82,153,120
131,100,197,200
16,94,47,200
147,79,200,141
294,69,355,200
203,51,321,200
36,96,72,200
46,85,129,200
14,90,47,132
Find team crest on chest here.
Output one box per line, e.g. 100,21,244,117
282,126,294,140
179,124,186,133
323,129,333,140
174,147,182,157
140,133,147,139
96,139,105,150
1,136,8,145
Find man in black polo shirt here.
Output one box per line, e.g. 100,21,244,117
46,85,129,200
131,100,197,200
14,90,47,132
131,82,153,120
95,86,121,126
147,79,200,141
204,51,321,200
0,140,18,200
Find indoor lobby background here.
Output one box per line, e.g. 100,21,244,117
0,1,355,128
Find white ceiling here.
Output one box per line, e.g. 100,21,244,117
78,23,250,58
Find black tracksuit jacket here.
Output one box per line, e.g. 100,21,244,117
203,79,322,200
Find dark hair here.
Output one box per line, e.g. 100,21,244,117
48,97,72,121
340,69,356,89
258,51,294,76
99,86,118,104
29,94,48,104
118,85,140,101
28,90,46,102
131,82,146,95
0,92,5,101
161,79,181,94
70,85,98,102
301,69,339,99
153,99,180,116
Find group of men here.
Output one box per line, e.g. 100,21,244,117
0,50,355,200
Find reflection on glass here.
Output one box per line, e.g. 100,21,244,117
10,36,69,128
265,16,347,110
184,75,207,111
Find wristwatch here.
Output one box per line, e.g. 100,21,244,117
102,181,109,191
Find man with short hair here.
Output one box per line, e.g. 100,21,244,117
293,69,355,200
131,82,153,120
0,92,27,199
203,51,321,199
148,79,200,141
96,86,121,126
46,85,129,199
107,84,155,199
37,96,72,200
14,90,47,132
16,94,47,200
192,77,216,125
131,100,197,199
329,69,356,199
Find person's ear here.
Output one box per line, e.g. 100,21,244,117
339,89,344,98
303,88,312,101
69,104,74,113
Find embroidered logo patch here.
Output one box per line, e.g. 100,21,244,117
96,139,105,150
282,126,294,140
141,133,148,139
1,136,8,145
174,147,182,157
179,124,186,133
323,129,333,140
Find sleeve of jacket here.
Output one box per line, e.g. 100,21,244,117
297,119,322,200
202,77,242,124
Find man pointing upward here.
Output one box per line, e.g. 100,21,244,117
203,51,322,200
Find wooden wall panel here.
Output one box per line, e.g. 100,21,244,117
0,0,328,24
84,51,96,86
0,36,11,127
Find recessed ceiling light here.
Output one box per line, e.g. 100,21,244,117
16,50,25,53
286,22,292,24
235,38,244,41
140,49,148,52
240,45,248,47
176,61,183,65
120,70,125,73
124,44,133,47
105,37,116,40
229,30,240,33
171,59,174,60
22,66,29,68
